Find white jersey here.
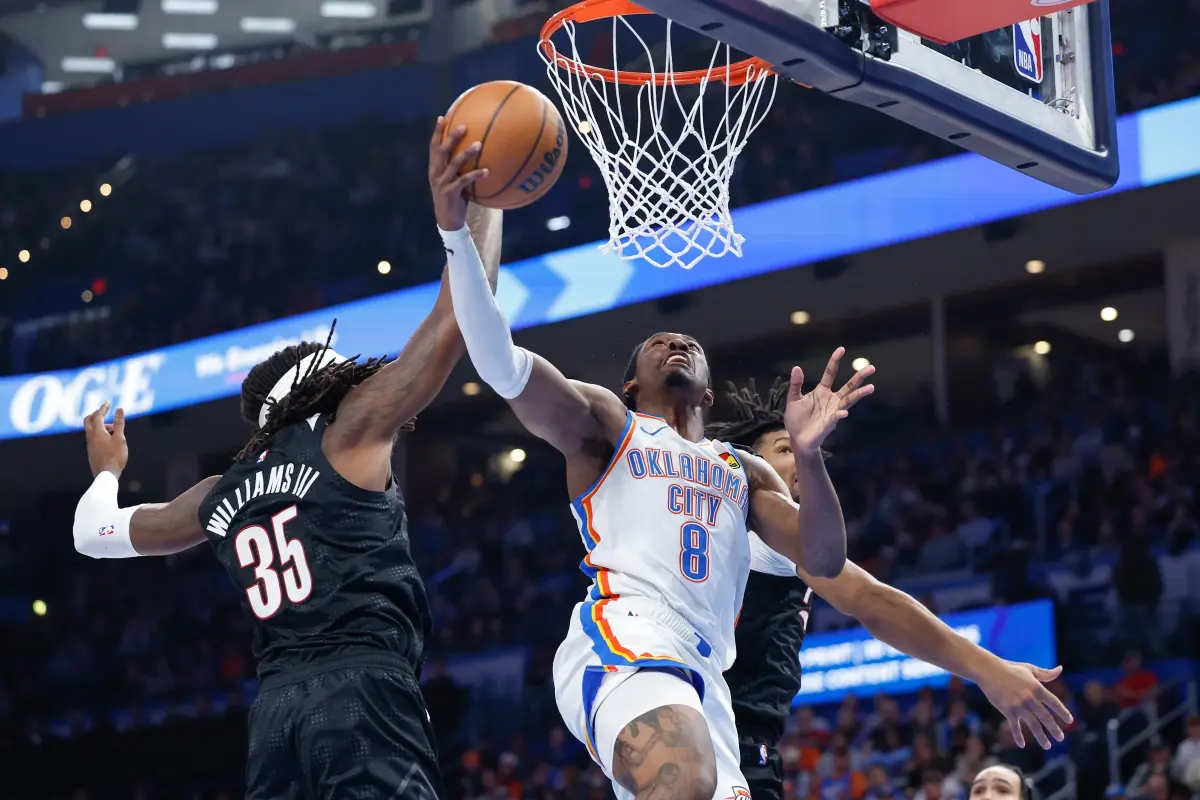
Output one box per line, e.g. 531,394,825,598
570,410,752,671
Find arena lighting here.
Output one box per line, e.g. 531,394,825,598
1100,306,1118,322
851,357,870,371
546,216,571,232
790,310,811,325
1033,340,1052,356
161,0,218,13
81,290,94,303
32,600,47,617
60,217,72,230
80,199,92,213
0,268,8,280
461,382,481,396
1025,259,1046,274
508,448,527,464
60,56,117,73
17,250,29,263
239,17,297,34
377,260,392,275
163,32,218,49
320,1,377,19
1118,328,1135,343
82,12,139,30
40,81,64,94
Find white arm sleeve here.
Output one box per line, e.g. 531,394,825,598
72,472,143,559
749,530,799,577
440,224,533,400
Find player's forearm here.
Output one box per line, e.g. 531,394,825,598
441,219,532,400
791,446,846,578
851,579,999,684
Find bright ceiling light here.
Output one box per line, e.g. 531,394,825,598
83,12,139,30
377,260,392,275
0,268,8,280
320,1,377,18
162,32,218,49
790,310,811,325
240,17,297,33
1025,259,1045,275
851,357,870,371
1118,328,1135,343
1100,306,1118,322
61,57,117,74
17,250,30,263
509,448,527,464
162,0,218,12
80,199,93,213
546,216,570,231
1033,340,1051,356
462,382,481,396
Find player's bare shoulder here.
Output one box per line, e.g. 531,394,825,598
569,380,630,440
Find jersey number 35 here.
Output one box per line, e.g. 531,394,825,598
234,505,314,619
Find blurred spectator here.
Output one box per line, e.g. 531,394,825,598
811,746,869,799
1112,536,1165,655
1113,652,1160,710
1172,716,1200,791
1127,742,1175,798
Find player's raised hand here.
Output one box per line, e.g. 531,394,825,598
429,116,488,231
83,402,128,478
976,660,1073,750
783,347,874,453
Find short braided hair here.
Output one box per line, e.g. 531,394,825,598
620,336,714,411
237,321,402,460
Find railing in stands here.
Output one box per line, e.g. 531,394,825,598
1031,755,1077,800
1106,679,1198,788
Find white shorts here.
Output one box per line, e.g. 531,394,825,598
553,595,749,800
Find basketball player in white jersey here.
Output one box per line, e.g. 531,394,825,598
440,232,872,800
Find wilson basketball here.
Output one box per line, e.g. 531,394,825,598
442,80,568,210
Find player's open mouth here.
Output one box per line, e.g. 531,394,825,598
664,354,690,366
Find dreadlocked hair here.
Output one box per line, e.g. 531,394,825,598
705,377,833,459
236,321,400,460
704,378,789,449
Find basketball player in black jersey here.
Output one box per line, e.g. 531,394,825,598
707,379,1074,800
70,118,500,799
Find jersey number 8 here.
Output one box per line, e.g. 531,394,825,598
234,505,314,619
679,522,710,582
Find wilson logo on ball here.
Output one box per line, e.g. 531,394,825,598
519,118,566,196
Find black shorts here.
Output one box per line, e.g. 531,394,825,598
739,740,784,800
246,663,443,800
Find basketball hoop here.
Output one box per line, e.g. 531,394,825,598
539,0,777,269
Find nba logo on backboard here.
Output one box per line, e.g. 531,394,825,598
1013,19,1043,84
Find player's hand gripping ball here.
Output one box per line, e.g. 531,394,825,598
440,80,568,210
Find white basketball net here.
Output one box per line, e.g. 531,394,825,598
540,15,777,270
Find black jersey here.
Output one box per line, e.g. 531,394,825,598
726,569,813,746
198,414,431,685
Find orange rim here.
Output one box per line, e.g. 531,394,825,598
539,0,773,87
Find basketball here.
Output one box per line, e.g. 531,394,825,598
442,80,568,210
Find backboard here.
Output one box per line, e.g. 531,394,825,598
632,0,1119,194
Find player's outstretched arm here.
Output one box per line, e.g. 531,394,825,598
438,134,622,457
326,122,502,469
73,403,217,558
797,559,1073,751
747,351,872,578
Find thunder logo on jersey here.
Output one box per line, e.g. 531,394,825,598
624,445,750,522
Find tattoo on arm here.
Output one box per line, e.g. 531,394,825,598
611,705,714,800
